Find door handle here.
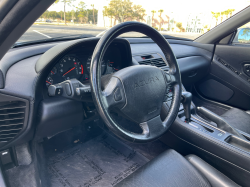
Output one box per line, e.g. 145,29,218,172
243,64,250,77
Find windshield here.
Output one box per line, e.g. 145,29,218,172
17,0,250,43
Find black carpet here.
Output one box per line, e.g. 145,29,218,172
46,133,149,187
5,162,38,187
123,140,169,160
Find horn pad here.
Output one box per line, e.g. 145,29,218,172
113,65,167,123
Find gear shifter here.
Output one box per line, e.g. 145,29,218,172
181,92,192,123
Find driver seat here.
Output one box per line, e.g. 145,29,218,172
115,149,239,187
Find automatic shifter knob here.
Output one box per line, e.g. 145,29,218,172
181,92,192,123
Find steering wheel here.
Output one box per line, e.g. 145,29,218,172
90,22,181,143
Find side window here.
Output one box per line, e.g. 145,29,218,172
233,22,250,44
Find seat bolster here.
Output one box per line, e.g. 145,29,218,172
115,149,210,187
186,155,239,187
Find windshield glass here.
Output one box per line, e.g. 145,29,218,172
17,0,250,43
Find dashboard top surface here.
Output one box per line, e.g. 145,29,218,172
0,37,213,101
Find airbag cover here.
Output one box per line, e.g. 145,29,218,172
113,65,167,123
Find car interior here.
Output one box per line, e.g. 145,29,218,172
0,0,250,186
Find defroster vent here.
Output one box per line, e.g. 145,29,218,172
0,101,26,142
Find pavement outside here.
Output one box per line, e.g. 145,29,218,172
17,24,202,43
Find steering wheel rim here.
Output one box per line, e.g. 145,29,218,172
90,22,182,143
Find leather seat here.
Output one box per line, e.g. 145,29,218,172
115,149,239,187
221,108,250,134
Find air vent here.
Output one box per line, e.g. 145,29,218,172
151,58,166,68
138,58,169,71
0,101,26,142
138,59,151,66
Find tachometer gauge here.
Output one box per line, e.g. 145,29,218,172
108,60,119,73
59,56,84,80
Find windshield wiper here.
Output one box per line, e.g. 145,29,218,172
12,34,90,48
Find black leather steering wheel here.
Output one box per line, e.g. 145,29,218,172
90,22,181,143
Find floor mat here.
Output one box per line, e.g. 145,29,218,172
122,140,169,160
46,133,149,187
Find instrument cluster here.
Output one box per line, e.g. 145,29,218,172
46,52,121,87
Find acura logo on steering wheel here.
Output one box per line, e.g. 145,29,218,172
134,76,159,89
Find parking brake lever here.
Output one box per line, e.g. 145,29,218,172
197,107,247,140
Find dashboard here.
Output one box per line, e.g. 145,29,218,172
0,37,212,149
45,44,123,87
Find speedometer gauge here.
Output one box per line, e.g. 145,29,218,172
45,55,84,87
59,56,84,80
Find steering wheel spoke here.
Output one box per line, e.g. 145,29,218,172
102,77,126,110
163,72,176,103
139,116,165,138
165,72,177,86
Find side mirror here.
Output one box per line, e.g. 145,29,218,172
238,28,250,43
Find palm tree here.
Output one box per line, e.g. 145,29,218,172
103,6,108,27
158,9,164,31
151,10,156,26
54,0,76,25
107,7,115,27
220,11,225,23
77,1,86,24
229,9,235,17
241,29,250,42
224,10,230,19
91,4,95,24
211,11,220,26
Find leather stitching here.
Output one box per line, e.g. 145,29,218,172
186,155,239,186
198,107,234,129
174,118,250,162
170,130,250,175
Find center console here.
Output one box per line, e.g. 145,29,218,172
161,86,250,187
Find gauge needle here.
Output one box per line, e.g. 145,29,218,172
63,67,75,77
46,81,51,85
51,71,55,74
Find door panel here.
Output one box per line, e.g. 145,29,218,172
195,44,250,110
